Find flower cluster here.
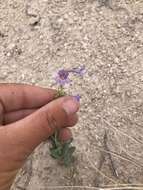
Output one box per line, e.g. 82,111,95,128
55,69,70,86
54,66,85,101
55,66,85,86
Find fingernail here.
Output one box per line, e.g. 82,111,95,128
63,99,79,115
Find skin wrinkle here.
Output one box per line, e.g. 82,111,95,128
0,87,14,113
0,99,5,125
39,110,57,137
18,109,54,145
21,87,30,110
46,111,58,131
11,88,26,112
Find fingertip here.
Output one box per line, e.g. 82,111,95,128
67,113,79,127
58,128,72,142
62,97,80,115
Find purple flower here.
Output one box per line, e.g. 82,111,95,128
55,66,85,86
55,69,70,86
73,95,81,102
68,66,86,76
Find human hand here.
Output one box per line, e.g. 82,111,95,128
0,84,79,190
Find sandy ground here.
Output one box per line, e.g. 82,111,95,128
0,0,143,189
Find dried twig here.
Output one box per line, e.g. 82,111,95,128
86,153,117,184
103,119,143,145
94,146,143,168
103,131,119,178
94,150,106,186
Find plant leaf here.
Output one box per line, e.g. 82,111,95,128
63,146,76,166
50,147,63,159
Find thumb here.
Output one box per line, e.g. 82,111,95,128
0,96,79,165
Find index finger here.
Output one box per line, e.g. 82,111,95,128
0,84,56,112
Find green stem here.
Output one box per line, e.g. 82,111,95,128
50,87,75,166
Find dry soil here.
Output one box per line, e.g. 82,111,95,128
0,0,143,190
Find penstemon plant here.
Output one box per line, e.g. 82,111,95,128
50,66,85,167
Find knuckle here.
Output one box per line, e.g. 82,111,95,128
43,110,58,131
